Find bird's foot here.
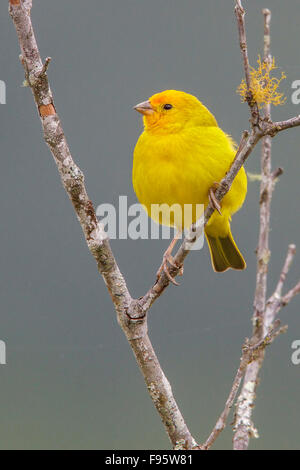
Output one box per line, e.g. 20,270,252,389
156,253,183,286
156,231,183,286
209,182,222,215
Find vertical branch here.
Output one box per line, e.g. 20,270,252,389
233,9,275,451
206,4,300,449
253,9,273,337
235,1,252,91
234,0,260,125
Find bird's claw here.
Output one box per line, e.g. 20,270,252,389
209,185,222,215
156,254,182,286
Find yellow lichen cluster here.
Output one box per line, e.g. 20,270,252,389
237,56,286,108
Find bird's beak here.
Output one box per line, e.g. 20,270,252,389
133,100,154,116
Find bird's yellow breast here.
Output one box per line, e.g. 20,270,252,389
132,125,247,229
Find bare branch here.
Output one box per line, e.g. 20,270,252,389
233,6,273,449
274,244,296,298
202,321,286,450
9,0,131,311
233,5,298,450
233,321,288,450
40,56,51,75
9,0,197,449
262,244,297,324
281,281,300,307
269,115,300,134
234,0,260,125
271,167,283,181
235,1,251,90
201,341,254,450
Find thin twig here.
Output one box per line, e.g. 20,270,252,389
271,167,283,180
41,56,51,75
281,281,300,306
263,244,296,324
273,245,296,298
234,0,260,125
201,321,286,450
270,115,300,134
201,344,253,450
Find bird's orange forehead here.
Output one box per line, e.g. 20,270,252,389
149,90,178,106
150,94,166,105
149,90,192,109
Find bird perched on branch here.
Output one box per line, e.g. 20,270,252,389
132,90,247,282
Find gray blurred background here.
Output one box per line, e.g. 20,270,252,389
0,0,299,450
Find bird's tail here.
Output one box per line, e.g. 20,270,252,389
205,227,246,273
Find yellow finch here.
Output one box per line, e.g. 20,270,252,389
132,90,247,275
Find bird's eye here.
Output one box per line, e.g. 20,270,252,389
163,103,173,110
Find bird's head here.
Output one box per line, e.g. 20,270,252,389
134,90,217,134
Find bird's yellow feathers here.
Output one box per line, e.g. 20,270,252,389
133,90,247,272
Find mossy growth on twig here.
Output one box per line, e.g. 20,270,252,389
237,55,286,108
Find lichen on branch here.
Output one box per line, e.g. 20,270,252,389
237,55,286,108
